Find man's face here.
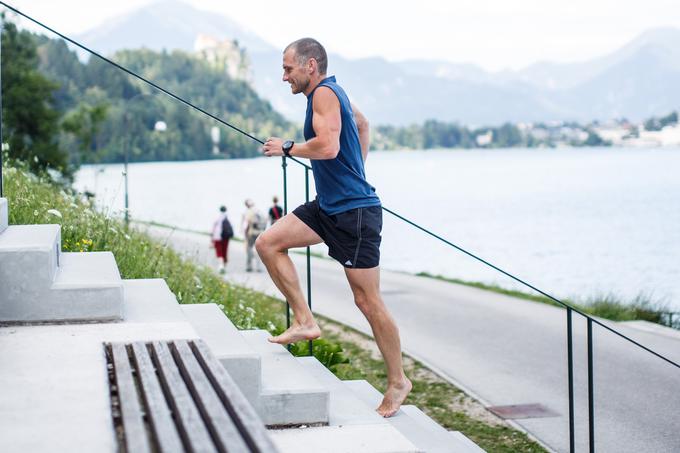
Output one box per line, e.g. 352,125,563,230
282,49,310,95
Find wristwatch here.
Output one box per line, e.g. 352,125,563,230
282,140,294,157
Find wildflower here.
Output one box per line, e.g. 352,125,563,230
124,234,131,240
33,210,39,217
47,209,63,219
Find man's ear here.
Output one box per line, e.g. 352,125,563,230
308,58,317,75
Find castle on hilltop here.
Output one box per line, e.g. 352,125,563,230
194,34,253,84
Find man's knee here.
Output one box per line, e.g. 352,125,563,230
354,292,380,317
255,232,282,257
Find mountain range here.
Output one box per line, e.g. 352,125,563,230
75,0,680,126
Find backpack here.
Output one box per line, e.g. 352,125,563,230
221,217,234,240
249,211,267,236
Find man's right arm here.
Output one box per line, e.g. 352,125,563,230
263,87,341,160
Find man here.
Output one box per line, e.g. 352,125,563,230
241,199,264,272
258,38,411,418
269,196,283,225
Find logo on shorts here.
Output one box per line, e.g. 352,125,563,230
344,260,353,266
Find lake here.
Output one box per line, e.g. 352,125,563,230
74,147,680,310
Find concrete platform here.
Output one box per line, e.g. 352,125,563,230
0,198,7,234
241,329,329,426
0,320,199,453
344,380,485,453
181,303,261,406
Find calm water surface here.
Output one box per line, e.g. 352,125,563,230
74,147,680,309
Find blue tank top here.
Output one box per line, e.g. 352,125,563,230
304,76,381,215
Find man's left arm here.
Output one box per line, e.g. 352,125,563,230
351,103,370,162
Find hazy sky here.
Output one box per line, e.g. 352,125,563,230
4,0,680,71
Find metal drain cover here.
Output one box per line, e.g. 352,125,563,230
487,403,559,419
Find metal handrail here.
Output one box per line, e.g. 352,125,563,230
3,3,678,450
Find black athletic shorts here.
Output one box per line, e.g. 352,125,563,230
293,199,382,269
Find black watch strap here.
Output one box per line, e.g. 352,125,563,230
282,140,294,157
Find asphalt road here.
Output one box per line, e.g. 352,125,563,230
144,224,680,453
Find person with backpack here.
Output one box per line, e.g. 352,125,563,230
269,196,284,225
242,199,266,272
211,205,233,274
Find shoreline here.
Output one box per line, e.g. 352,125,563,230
136,219,679,330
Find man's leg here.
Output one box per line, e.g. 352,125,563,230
256,214,323,344
345,266,412,417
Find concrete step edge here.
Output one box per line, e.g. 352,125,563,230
344,380,486,453
181,303,261,406
296,356,387,426
0,198,7,234
240,329,329,426
52,252,122,289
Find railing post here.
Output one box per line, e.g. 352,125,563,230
567,308,575,453
587,318,595,452
282,156,291,350
305,167,313,356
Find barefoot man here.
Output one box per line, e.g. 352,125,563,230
258,38,411,417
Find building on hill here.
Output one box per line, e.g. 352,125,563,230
194,34,253,83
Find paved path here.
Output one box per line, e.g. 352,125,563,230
144,224,680,453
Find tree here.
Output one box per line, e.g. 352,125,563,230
61,87,110,163
1,18,68,176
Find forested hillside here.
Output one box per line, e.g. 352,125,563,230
2,19,296,179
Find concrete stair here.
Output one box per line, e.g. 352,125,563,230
0,196,487,452
280,356,421,453
241,329,329,426
122,278,186,323
0,198,7,234
344,380,486,453
0,222,123,323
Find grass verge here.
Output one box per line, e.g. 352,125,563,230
5,161,545,452
417,272,677,328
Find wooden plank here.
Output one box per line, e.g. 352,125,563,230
110,343,152,453
172,341,250,453
130,342,184,453
151,341,217,453
191,340,280,453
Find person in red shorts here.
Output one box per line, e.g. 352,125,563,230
211,205,233,274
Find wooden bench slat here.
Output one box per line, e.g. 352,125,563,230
110,343,152,453
130,342,185,453
172,340,250,453
192,340,280,453
151,341,218,453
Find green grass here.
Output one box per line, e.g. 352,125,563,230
4,160,546,451
417,272,676,328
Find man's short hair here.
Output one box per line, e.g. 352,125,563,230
220,205,227,212
285,38,328,75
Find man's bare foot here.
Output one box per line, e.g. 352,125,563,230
376,377,412,417
268,322,321,345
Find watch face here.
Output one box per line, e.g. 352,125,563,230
283,140,293,151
